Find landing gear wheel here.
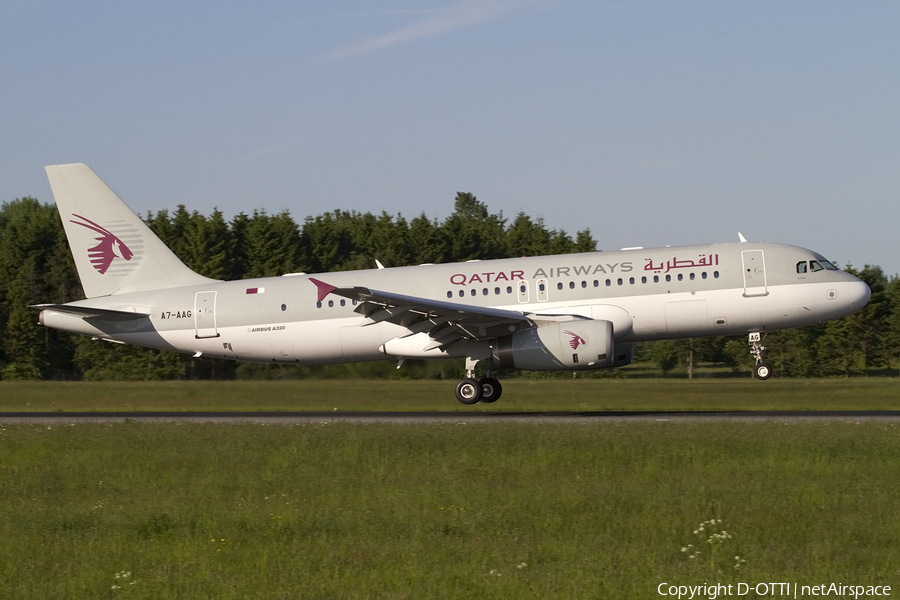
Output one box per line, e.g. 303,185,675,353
748,332,771,381
455,378,482,405
478,378,502,403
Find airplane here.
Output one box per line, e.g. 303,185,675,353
36,163,871,404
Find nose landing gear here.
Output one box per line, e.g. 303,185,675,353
749,331,772,380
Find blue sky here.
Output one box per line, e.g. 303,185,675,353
2,1,898,275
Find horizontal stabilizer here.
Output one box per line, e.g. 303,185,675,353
33,304,150,321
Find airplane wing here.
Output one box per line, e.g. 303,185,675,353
310,278,543,351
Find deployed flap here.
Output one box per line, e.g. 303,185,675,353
310,278,534,351
45,163,217,297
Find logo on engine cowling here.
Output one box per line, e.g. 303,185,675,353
564,330,586,350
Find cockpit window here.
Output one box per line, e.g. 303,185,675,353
800,259,839,274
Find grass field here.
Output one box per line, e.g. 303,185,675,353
1,420,899,598
1,380,898,598
0,377,898,412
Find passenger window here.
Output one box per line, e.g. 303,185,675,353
653,275,659,283
494,287,500,295
666,275,671,282
581,281,587,288
507,286,513,294
557,282,563,290
617,278,623,285
641,276,647,284
569,282,575,289
606,279,611,286
447,291,453,298
459,290,465,297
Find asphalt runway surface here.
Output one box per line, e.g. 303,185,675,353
2,410,900,424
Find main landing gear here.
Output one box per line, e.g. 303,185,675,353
455,356,503,405
748,331,772,380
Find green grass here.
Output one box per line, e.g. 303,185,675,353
1,421,899,598
0,378,898,412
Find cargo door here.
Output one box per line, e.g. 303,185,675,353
665,299,709,335
272,342,296,362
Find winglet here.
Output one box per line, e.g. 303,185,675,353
309,278,338,302
738,232,747,243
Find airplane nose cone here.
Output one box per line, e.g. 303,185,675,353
847,279,871,311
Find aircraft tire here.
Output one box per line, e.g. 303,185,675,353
478,378,502,403
455,378,483,405
754,363,773,380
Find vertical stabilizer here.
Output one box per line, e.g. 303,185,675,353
45,163,217,297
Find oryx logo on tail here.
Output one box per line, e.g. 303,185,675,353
70,214,134,274
564,330,587,350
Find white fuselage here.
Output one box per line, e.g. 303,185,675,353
40,241,871,366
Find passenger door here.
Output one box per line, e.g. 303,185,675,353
194,291,219,338
741,250,768,297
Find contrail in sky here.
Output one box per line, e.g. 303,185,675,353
308,1,536,66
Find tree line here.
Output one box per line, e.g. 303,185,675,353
1,193,897,380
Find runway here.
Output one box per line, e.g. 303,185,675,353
2,410,900,424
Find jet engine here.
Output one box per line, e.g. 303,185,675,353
494,319,633,371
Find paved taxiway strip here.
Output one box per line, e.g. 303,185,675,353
2,411,900,424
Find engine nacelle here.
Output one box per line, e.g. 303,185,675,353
494,320,632,371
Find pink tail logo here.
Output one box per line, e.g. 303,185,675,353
70,214,134,274
564,330,587,350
